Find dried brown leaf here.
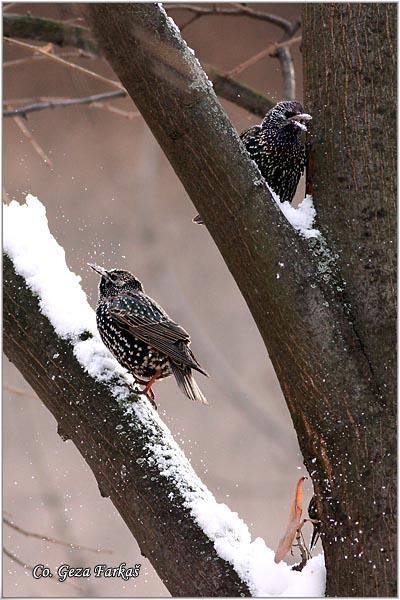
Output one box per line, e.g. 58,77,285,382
274,476,306,563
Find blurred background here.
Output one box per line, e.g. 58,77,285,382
3,3,317,597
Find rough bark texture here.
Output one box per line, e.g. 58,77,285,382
84,4,396,597
303,3,396,408
3,253,250,597
303,4,396,596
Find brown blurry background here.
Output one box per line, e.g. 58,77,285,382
3,3,316,597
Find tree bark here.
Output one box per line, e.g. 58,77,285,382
84,4,396,596
303,4,396,595
3,253,250,597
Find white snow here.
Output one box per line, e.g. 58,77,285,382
3,195,326,597
3,195,134,387
266,183,320,239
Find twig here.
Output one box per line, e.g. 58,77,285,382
226,35,302,78
205,64,274,115
12,116,53,168
4,383,34,397
3,13,274,117
291,526,309,571
4,49,95,69
274,21,301,101
276,45,295,100
4,37,123,89
3,546,33,570
180,13,203,32
4,90,127,118
89,102,140,120
167,4,292,32
3,517,113,554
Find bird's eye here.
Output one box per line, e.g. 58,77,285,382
285,111,297,118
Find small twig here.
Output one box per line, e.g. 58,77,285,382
4,37,123,89
274,21,301,101
4,90,128,118
3,517,113,554
12,116,53,168
89,102,140,120
167,4,292,32
4,383,34,397
180,13,202,32
291,526,309,571
226,35,302,78
3,546,33,570
3,13,274,117
276,45,295,100
4,49,95,69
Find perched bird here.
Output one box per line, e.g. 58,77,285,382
193,100,311,224
308,495,321,551
90,265,208,407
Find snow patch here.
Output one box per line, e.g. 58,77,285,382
4,195,326,597
266,184,320,239
3,195,134,390
130,402,326,597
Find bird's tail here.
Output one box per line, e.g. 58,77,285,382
310,522,321,550
171,364,208,404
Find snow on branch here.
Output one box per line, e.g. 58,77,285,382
265,183,320,239
3,195,325,596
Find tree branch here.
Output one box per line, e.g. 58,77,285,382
3,12,274,117
274,21,301,101
3,13,100,54
3,517,113,554
227,35,301,78
4,36,122,89
3,252,251,596
166,4,293,32
3,90,127,118
11,114,53,167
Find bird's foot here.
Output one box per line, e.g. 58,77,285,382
139,371,160,410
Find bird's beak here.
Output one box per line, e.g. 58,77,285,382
88,263,110,280
289,113,312,132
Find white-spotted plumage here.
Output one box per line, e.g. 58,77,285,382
240,100,310,203
91,266,208,404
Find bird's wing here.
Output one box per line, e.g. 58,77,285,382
240,124,262,142
109,295,207,375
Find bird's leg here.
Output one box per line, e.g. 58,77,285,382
140,369,161,409
127,376,158,410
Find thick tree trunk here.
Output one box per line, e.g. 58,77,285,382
85,4,396,596
303,4,396,596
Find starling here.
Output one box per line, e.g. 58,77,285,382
308,495,321,550
90,265,208,407
193,100,311,224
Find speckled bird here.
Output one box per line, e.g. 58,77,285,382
193,101,311,224
241,100,311,203
90,265,208,407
